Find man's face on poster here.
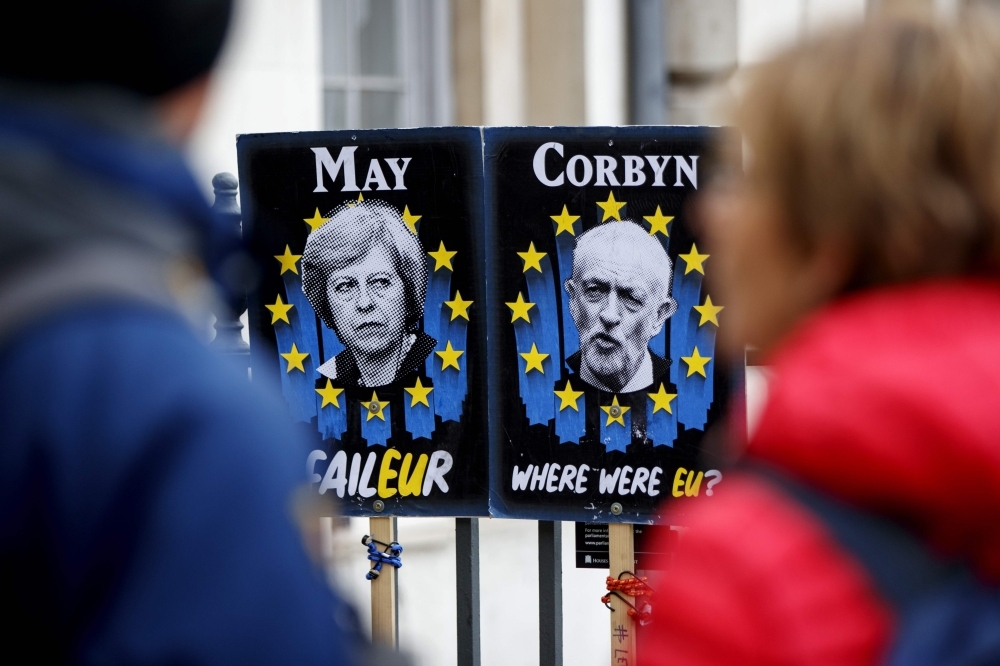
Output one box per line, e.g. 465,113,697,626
566,230,673,392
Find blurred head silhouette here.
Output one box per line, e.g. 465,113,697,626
0,0,233,141
702,9,1000,359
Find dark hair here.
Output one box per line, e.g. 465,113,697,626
0,0,233,96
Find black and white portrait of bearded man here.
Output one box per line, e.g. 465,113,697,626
564,221,677,393
301,201,436,388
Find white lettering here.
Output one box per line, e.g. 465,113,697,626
384,157,411,190
423,451,453,495
558,465,578,492
599,468,621,494
595,156,620,186
362,159,390,191
675,155,699,188
319,450,348,497
348,452,362,495
617,466,634,495
630,467,650,495
530,463,550,491
646,155,670,186
311,146,359,192
545,464,561,492
566,155,593,186
307,450,327,484
649,467,663,497
575,464,590,493
358,452,377,498
512,465,533,491
533,142,565,187
623,155,646,186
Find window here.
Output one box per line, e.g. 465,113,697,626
321,0,453,130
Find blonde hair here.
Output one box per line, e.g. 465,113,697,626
736,10,1000,286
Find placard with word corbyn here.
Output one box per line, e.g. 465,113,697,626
238,128,488,517
485,126,737,523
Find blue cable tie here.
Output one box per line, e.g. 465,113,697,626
362,535,403,581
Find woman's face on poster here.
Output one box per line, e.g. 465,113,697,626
326,244,408,357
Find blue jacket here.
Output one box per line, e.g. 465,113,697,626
0,88,359,664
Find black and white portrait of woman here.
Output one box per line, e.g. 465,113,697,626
301,201,436,388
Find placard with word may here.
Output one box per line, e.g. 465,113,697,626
238,128,488,517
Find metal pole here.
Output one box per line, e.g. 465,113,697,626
456,518,481,666
538,520,563,666
627,0,666,125
209,172,250,370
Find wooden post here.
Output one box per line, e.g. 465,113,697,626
608,523,637,666
369,516,398,647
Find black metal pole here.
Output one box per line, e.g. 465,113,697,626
627,0,666,125
209,172,250,370
538,520,563,666
456,518,481,666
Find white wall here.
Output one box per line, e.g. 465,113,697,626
187,0,323,190
738,0,866,65
584,0,628,125
326,517,610,666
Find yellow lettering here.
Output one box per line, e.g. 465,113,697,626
378,449,401,498
685,470,704,497
399,453,429,497
672,467,687,498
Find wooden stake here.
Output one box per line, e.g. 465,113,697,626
369,516,398,648
608,523,637,666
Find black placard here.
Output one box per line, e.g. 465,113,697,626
485,126,738,523
574,522,677,570
237,128,488,517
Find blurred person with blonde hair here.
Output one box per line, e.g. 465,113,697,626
641,10,1000,666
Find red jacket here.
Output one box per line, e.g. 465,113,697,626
640,280,1000,665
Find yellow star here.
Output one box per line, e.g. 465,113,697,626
401,205,422,234
404,377,434,408
280,343,309,373
428,241,457,272
303,208,330,232
444,290,474,321
693,295,724,327
554,380,584,412
315,379,344,409
436,341,464,371
600,395,631,427
679,243,710,275
274,245,302,275
265,294,294,324
517,242,546,273
597,191,626,222
364,391,389,421
643,206,674,237
647,383,677,415
520,343,549,374
551,205,580,236
681,347,712,378
506,292,535,323
346,192,364,207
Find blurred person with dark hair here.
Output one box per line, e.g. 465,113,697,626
0,2,365,664
641,11,1000,666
